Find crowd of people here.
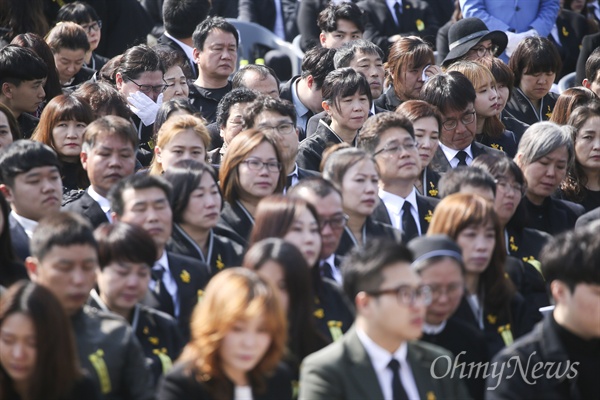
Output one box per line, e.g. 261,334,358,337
0,0,600,399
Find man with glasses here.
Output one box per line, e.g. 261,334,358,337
289,177,348,284
299,238,469,399
359,113,439,243
421,71,502,174
115,45,166,166
242,96,318,190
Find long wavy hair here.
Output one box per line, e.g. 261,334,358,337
428,193,515,321
178,268,287,398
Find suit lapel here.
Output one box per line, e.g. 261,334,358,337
406,343,433,399
430,147,452,174
345,329,386,399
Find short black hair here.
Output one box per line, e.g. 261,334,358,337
420,71,476,114
322,67,372,111
333,39,384,69
56,1,100,25
318,2,365,33
94,222,157,269
242,95,297,129
342,238,414,301
231,64,280,91
192,17,239,51
0,140,60,188
0,45,48,87
215,88,260,128
358,112,415,155
585,47,600,83
300,47,337,89
541,222,600,292
108,174,173,217
30,212,97,262
508,36,562,87
438,166,497,198
162,0,211,39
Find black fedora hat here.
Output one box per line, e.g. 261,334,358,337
442,18,508,67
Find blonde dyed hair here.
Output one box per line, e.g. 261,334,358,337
149,114,210,175
179,268,287,391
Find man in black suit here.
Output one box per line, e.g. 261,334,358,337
306,39,388,136
189,17,239,124
279,47,336,140
359,113,439,242
299,239,470,399
289,178,348,284
238,0,299,42
109,174,211,341
0,141,63,262
576,32,600,88
63,116,138,228
420,71,503,174
156,0,210,79
550,8,590,80
242,96,318,191
581,46,600,96
357,0,439,59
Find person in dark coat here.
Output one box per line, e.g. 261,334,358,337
238,0,299,42
550,8,590,80
486,222,600,399
576,31,600,88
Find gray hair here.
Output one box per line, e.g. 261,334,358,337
515,121,574,167
333,39,384,69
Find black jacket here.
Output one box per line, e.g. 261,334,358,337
167,225,244,276
297,120,350,172
486,314,600,399
216,200,254,246
8,214,30,263
428,141,504,174
336,216,403,256
504,89,558,127
520,196,585,236
156,34,198,79
189,81,232,124
475,129,518,158
157,361,293,400
62,189,109,228
357,0,439,59
238,0,299,41
576,31,600,86
551,9,590,80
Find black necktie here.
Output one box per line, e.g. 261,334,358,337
321,261,335,280
456,150,468,167
151,265,175,316
286,174,294,190
394,2,403,28
388,359,410,400
401,202,419,243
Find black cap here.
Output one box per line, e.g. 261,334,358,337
407,235,463,271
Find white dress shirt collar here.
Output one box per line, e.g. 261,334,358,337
164,32,195,71
439,141,474,168
10,211,38,238
378,188,420,234
87,186,112,222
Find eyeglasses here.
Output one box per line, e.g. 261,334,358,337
470,44,499,58
241,159,281,172
442,111,476,131
80,20,102,34
320,213,349,230
495,179,525,195
126,77,167,95
367,284,432,306
428,283,464,301
373,141,418,156
258,122,295,135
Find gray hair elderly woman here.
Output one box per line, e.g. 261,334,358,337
515,121,585,235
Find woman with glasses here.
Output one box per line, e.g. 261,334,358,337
323,147,402,256
164,159,243,275
441,18,507,68
297,68,371,172
156,268,292,400
447,61,518,157
31,94,94,192
428,193,540,358
505,37,561,126
408,234,489,399
559,103,600,212
56,1,109,72
515,122,585,235
396,100,443,198
149,114,210,175
115,44,166,167
217,128,285,246
45,22,96,91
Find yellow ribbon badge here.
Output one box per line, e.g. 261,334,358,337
89,349,111,394
416,19,425,31
424,210,433,223
428,182,438,197
180,269,190,283
328,320,344,341
562,26,569,37
216,254,225,270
